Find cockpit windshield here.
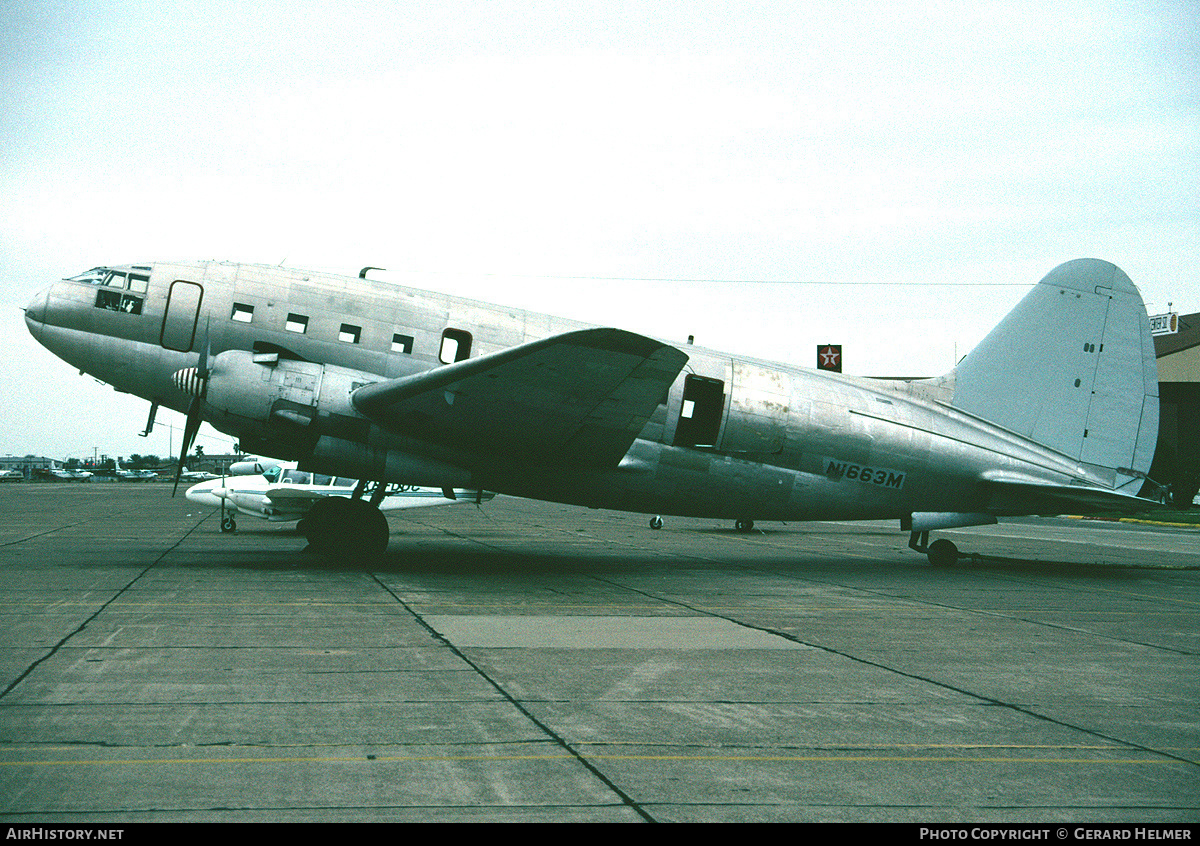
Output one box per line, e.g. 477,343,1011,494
69,266,151,315
261,467,357,487
65,268,110,285
66,266,150,292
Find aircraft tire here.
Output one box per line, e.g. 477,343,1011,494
735,519,754,533
353,501,390,558
220,516,236,533
304,497,389,559
649,516,663,530
927,539,958,567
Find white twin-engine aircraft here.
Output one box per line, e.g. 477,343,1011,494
25,258,1161,563
185,461,493,534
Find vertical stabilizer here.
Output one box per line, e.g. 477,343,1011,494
949,259,1158,490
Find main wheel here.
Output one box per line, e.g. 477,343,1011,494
735,519,754,533
303,497,389,559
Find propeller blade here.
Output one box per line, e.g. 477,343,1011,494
172,323,212,497
197,318,211,378
172,396,204,496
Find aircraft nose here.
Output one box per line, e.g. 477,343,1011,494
24,287,49,338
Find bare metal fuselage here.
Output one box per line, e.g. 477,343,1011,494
24,260,1148,525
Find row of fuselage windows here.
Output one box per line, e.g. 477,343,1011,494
230,302,472,364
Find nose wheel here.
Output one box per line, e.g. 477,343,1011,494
220,515,237,533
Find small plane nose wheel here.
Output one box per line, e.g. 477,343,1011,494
649,515,663,530
220,515,237,533
735,519,754,533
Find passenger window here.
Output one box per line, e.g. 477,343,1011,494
339,324,362,344
231,303,254,323
392,333,414,354
439,328,472,363
285,314,309,333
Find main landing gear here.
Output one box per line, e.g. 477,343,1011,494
302,484,390,558
908,531,959,567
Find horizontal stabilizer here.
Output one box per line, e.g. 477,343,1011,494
352,328,689,468
981,473,1162,516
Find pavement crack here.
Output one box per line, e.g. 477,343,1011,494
0,513,211,702
594,577,1200,772
368,571,658,823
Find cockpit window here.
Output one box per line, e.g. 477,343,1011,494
263,466,282,483
66,268,110,285
280,469,312,485
66,267,152,291
95,289,143,315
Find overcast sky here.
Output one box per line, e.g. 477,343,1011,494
1,0,1197,461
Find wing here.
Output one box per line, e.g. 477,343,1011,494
352,328,689,468
261,486,337,518
264,486,494,516
378,488,497,511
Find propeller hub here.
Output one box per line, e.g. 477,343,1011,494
172,367,207,398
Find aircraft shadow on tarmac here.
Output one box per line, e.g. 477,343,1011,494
178,517,1167,580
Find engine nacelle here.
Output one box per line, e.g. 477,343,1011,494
175,351,474,487
191,350,377,433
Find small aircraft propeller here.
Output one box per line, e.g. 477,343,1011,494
171,322,211,496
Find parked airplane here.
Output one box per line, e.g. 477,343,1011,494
0,470,23,482
177,466,221,482
185,463,494,533
24,258,1160,563
42,461,91,480
113,459,158,480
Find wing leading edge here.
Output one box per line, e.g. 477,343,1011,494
352,328,689,469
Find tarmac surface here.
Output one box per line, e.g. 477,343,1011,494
0,484,1197,823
